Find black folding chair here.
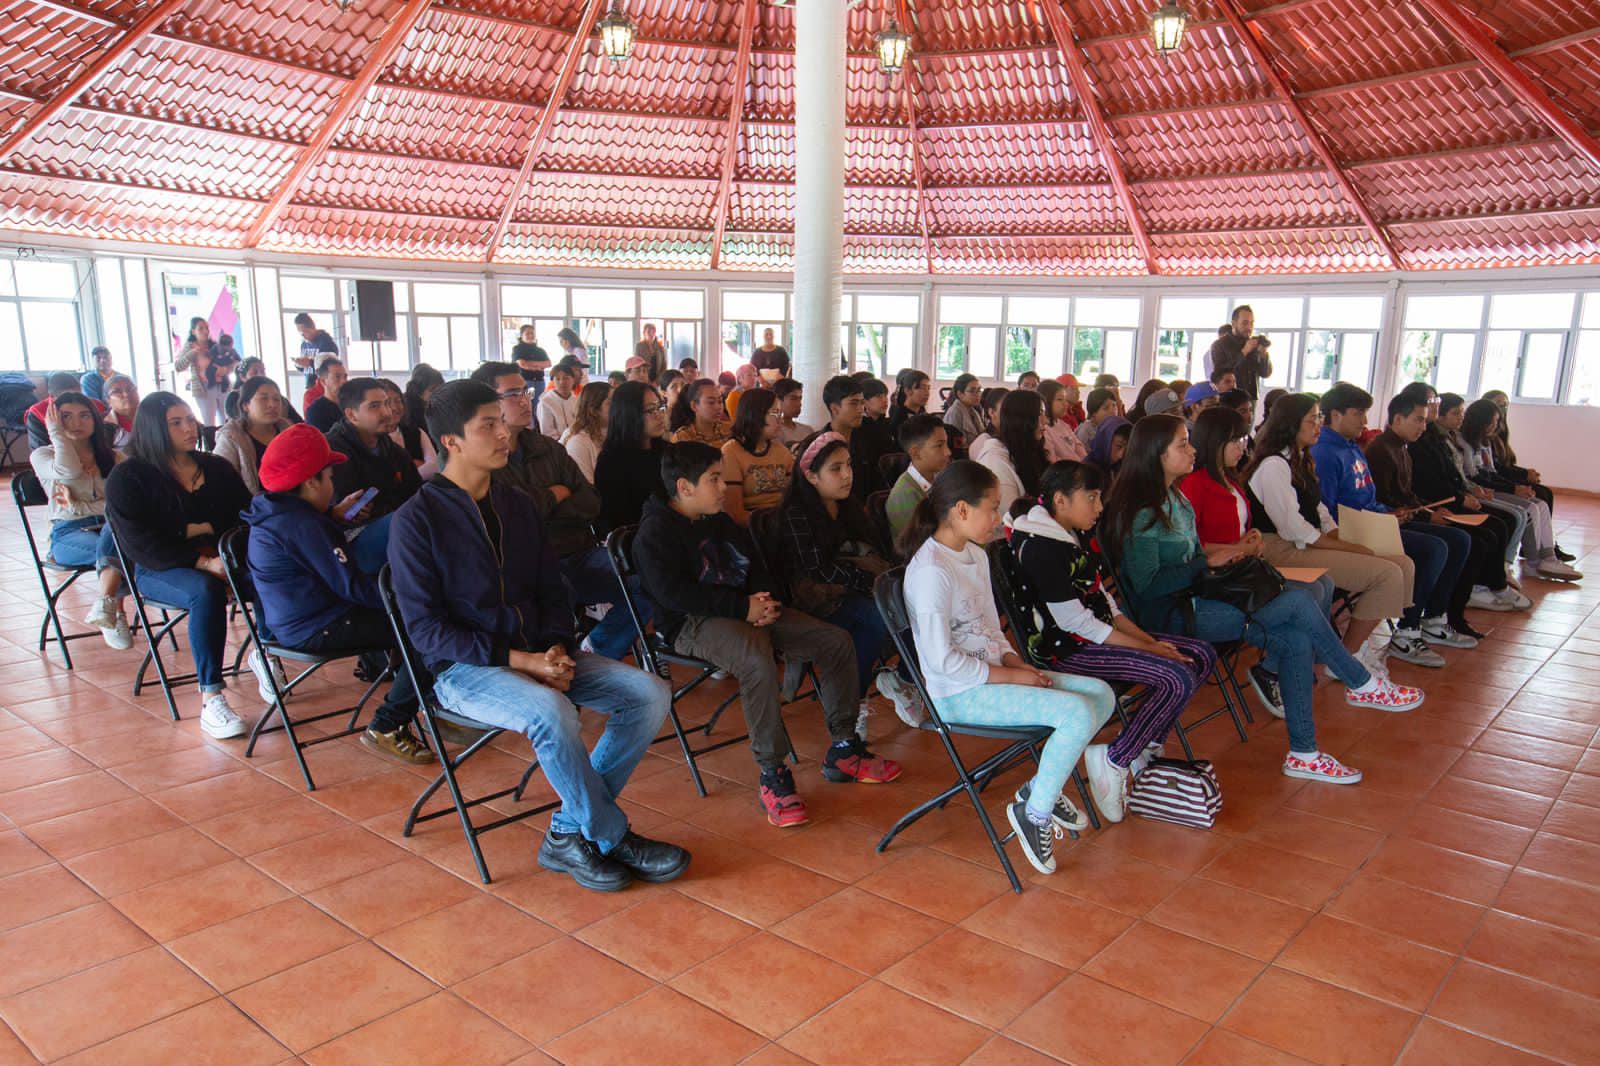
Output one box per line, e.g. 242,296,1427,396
377,566,555,884
876,451,910,488
604,525,752,797
12,470,101,668
217,528,394,791
873,567,1073,893
106,516,249,721
863,489,899,564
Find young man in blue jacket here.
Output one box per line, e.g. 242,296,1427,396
242,423,434,766
388,380,687,893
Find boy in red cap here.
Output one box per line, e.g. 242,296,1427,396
241,423,435,765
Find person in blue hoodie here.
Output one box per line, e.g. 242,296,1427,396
387,380,688,894
242,423,434,767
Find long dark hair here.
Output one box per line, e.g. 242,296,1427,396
127,391,193,470
52,392,117,478
232,376,281,426
980,387,1009,432
1438,392,1466,420
783,436,878,556
1037,379,1064,425
891,368,928,414
1130,378,1167,422
731,387,778,452
404,364,445,429
898,459,998,560
671,377,715,432
602,380,663,454
1480,390,1517,463
1460,398,1500,449
944,373,979,414
185,316,209,346
1243,393,1320,497
1100,414,1186,565
1013,459,1102,522
1190,406,1246,488
996,389,1048,496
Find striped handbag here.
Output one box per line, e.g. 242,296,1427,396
1126,757,1222,829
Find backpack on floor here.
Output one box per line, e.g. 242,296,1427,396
1126,757,1222,829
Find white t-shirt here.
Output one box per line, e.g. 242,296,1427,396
537,390,578,439
904,537,1010,699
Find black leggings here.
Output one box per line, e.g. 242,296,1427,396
297,607,422,733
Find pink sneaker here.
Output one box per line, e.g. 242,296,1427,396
1283,751,1363,785
1345,678,1424,712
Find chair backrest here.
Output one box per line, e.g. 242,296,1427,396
877,451,909,488
865,489,896,563
987,540,1047,667
871,567,946,734
377,564,441,705
217,526,269,648
746,506,790,597
602,524,661,669
12,468,46,509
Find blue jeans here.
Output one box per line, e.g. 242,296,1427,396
49,516,117,573
821,593,891,696
134,564,230,693
432,653,670,852
1180,586,1371,754
561,545,647,661
1398,524,1457,622
351,513,395,575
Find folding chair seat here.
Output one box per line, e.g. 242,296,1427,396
106,516,249,721
872,567,1071,893
12,470,100,668
217,528,395,790
378,566,556,884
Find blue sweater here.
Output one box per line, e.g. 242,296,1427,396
1309,426,1385,515
242,492,378,648
388,477,575,674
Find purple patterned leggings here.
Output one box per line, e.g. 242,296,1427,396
1048,633,1217,768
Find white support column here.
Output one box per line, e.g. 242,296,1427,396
793,0,847,426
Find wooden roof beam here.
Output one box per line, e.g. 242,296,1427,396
708,0,759,270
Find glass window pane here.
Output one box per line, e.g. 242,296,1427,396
967,326,998,378
1405,293,1483,330
1436,333,1475,394
502,284,566,318
416,316,450,369
640,288,703,318
1007,296,1070,326
1400,330,1437,384
415,282,480,315
1583,293,1600,331
0,263,14,297
601,318,634,373
839,295,852,321
1258,334,1295,390
1234,297,1302,330
1071,327,1104,377
1035,328,1066,378
1302,330,1338,394
854,324,886,376
1159,296,1227,328
724,290,786,320
450,317,479,370
939,295,1002,324
1103,329,1135,380
1569,331,1600,406
20,302,81,367
1341,333,1376,389
1307,296,1383,330
1076,297,1140,328
856,293,919,324
1518,333,1563,400
1156,329,1189,379
0,305,24,370
1005,326,1035,376
280,276,337,310
15,260,78,299
1489,292,1575,331
94,258,128,367
667,321,699,365
886,325,914,374
377,317,410,372
1481,331,1519,397
936,325,966,377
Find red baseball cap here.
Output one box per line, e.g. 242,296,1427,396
259,423,347,493
1055,373,1082,388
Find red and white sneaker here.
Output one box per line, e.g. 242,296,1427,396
758,767,810,828
1283,751,1363,785
1344,678,1424,712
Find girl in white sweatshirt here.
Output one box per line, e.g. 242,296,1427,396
901,460,1116,876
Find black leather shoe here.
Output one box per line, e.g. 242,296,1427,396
607,831,691,883
537,831,632,892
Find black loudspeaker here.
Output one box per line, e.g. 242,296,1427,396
351,280,396,342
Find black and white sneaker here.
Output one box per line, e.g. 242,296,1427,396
1014,781,1086,833
1248,664,1285,719
1387,630,1445,668
1006,800,1061,875
1420,617,1478,649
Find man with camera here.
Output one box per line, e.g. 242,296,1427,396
1208,305,1273,399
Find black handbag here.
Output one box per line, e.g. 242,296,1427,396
1193,556,1286,615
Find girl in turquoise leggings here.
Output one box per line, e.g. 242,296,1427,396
901,461,1116,875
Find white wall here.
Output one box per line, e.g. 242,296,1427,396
1506,403,1600,494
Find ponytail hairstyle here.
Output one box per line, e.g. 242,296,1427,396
1099,414,1186,566
1190,406,1247,489
1242,392,1320,498
783,433,876,555
898,459,998,560
671,377,716,431
944,373,979,414
995,388,1048,496
1011,458,1101,522
892,368,929,415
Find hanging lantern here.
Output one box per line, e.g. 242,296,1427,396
876,17,912,74
598,1,636,64
1148,1,1190,56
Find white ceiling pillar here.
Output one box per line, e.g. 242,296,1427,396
792,0,847,425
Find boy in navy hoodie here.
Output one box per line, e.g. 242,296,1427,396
242,423,434,766
387,381,688,893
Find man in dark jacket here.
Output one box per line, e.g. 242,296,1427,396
1206,305,1273,399
326,376,421,574
634,441,899,831
1397,383,1521,567
470,362,641,660
388,380,686,893
242,423,432,766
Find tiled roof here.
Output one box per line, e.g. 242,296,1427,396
0,0,1595,274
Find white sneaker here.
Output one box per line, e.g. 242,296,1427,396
1083,743,1129,824
1345,677,1425,712
875,669,925,728
1421,616,1478,649
103,616,132,651
1496,586,1532,611
1131,742,1164,778
83,596,117,631
1536,558,1584,581
1387,630,1445,668
1469,586,1516,612
200,692,247,739
248,649,287,705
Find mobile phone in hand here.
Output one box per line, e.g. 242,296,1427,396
342,487,379,522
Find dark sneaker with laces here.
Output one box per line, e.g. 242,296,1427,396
1555,544,1576,562
1248,664,1285,719
608,831,691,883
1015,781,1086,833
538,831,633,892
821,737,903,784
360,724,436,765
1005,800,1060,875
759,766,809,827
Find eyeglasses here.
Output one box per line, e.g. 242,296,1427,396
646,402,668,413
497,388,532,401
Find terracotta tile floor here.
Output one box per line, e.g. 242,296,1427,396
0,479,1597,1063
